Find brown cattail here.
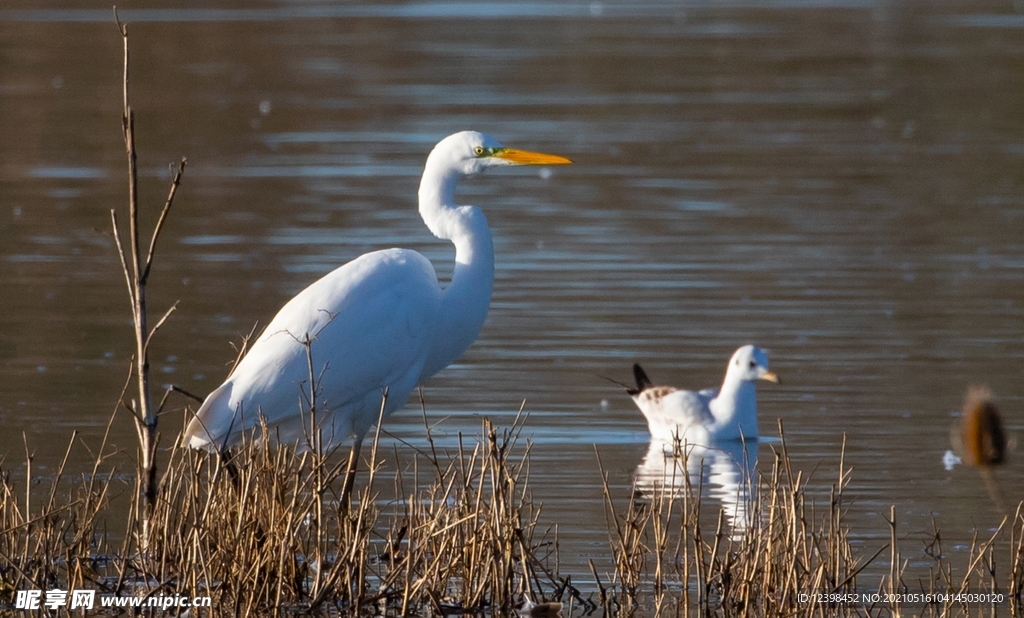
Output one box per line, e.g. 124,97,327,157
957,386,1006,466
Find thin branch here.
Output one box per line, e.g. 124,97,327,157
109,210,135,306
118,17,141,288
228,321,261,377
132,399,147,446
113,8,127,103
143,300,179,357
142,157,187,284
155,384,204,418
114,355,145,426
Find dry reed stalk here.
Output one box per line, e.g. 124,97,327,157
1011,504,1024,605
596,445,653,611
108,13,188,544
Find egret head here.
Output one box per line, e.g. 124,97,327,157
727,345,779,384
429,131,572,177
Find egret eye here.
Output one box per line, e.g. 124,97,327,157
749,360,757,368
474,146,485,156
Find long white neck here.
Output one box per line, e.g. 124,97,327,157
710,372,759,438
417,159,495,379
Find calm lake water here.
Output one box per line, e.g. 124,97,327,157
2,0,1024,598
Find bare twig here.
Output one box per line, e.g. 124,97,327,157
142,158,187,284
109,10,186,541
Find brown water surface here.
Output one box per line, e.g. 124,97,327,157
3,0,1024,594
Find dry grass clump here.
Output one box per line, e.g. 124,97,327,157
380,420,547,613
3,419,1024,615
139,416,549,615
0,430,121,602
139,433,373,615
596,427,1024,617
0,413,551,615
596,432,866,615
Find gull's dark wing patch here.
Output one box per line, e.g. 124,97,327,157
628,363,654,396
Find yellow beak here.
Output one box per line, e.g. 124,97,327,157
493,148,573,165
760,371,780,384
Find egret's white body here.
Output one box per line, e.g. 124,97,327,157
627,345,778,445
183,131,570,452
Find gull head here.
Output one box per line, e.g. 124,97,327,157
727,345,779,384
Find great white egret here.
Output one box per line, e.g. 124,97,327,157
627,345,778,444
182,132,571,478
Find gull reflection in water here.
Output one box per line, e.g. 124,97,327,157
634,438,759,539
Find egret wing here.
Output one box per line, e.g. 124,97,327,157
184,248,440,449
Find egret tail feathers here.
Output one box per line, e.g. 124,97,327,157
181,382,237,450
